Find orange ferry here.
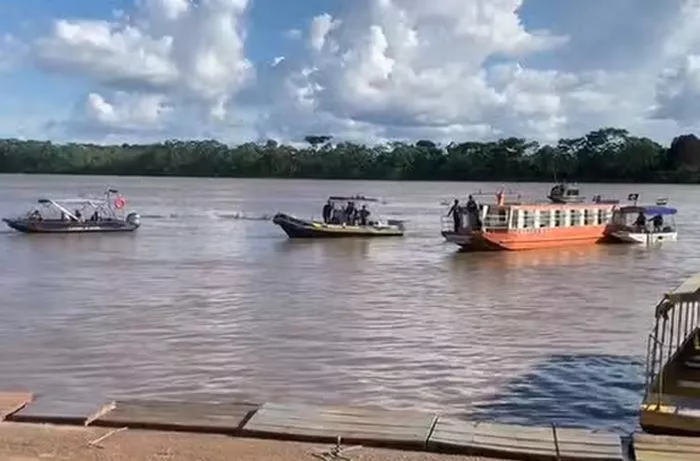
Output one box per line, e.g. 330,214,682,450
442,190,618,251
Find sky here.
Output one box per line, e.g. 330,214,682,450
1,0,700,146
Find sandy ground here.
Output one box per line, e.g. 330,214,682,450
0,422,503,461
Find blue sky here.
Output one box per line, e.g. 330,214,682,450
0,0,698,145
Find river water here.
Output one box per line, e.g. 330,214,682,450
1,174,699,433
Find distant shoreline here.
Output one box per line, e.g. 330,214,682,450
0,171,695,186
1,128,699,183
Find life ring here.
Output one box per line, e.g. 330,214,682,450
114,196,127,209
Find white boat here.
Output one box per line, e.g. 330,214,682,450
3,189,141,234
603,198,677,245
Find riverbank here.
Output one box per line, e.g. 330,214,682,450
0,423,502,461
4,390,699,461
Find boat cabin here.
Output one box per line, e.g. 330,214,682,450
548,182,585,204
611,205,677,234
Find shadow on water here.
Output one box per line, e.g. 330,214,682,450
468,354,645,434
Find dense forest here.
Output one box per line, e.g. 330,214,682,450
2,128,700,182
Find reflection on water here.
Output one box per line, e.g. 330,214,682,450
448,245,619,271
1,175,700,433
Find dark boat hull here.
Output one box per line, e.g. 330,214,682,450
273,213,404,238
3,218,139,234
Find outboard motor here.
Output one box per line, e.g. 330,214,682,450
126,212,141,227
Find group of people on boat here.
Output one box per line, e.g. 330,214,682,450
322,200,371,226
447,194,483,233
633,212,665,233
445,190,508,233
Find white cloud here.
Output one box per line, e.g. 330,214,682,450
83,92,172,131
651,0,700,125
261,0,580,143
308,13,341,52
34,0,252,124
285,28,302,40
21,0,700,144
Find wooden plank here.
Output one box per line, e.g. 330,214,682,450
428,417,622,461
0,391,33,421
634,433,700,461
555,427,623,461
7,395,111,425
241,402,437,449
92,399,260,435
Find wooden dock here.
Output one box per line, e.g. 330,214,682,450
633,433,700,461
428,417,623,461
1,390,698,461
92,398,260,434
242,402,437,449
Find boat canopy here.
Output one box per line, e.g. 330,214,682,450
328,195,380,203
38,198,107,205
619,205,678,216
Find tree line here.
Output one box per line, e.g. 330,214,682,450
2,127,700,182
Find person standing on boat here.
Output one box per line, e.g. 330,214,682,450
634,212,647,232
447,199,462,233
322,200,333,223
359,205,370,226
345,201,356,225
465,195,478,228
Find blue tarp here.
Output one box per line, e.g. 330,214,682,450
619,205,677,215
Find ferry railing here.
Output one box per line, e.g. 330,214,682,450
440,212,509,233
643,279,700,408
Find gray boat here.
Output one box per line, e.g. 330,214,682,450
3,189,141,234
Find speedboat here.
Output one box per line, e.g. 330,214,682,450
3,189,141,234
273,195,405,238
603,197,677,245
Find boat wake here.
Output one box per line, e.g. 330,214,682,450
138,211,273,221
217,212,273,221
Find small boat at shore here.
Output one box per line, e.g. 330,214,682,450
3,189,141,234
602,196,678,244
273,195,405,238
442,190,618,251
